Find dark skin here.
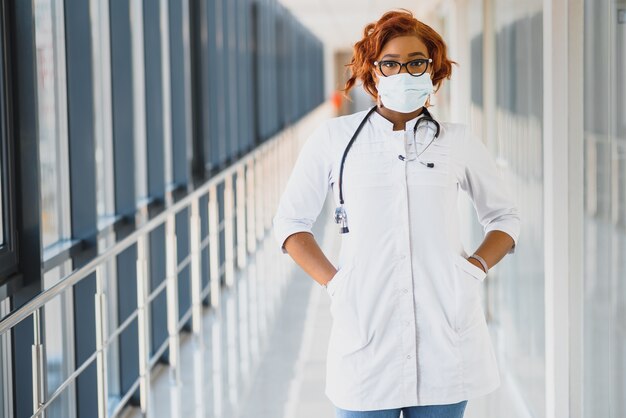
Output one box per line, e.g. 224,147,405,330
372,35,433,131
283,35,515,286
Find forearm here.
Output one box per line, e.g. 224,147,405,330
282,231,337,286
467,230,516,272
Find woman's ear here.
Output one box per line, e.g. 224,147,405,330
371,70,378,85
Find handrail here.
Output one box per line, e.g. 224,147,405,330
0,133,279,335
0,101,332,418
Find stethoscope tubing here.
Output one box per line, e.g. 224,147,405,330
338,105,441,205
335,105,441,234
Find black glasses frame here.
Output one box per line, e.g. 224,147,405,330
373,58,433,77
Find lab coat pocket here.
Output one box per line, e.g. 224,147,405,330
325,264,352,298
328,264,373,356
454,254,487,282
453,254,485,334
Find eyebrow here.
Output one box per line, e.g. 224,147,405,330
381,52,427,59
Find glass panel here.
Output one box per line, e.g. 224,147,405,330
468,0,483,132
98,235,120,401
44,382,74,418
617,29,626,418
0,12,3,247
35,0,61,247
130,0,148,203
0,299,12,417
92,0,114,220
489,1,545,415
583,1,625,416
43,265,75,416
0,160,4,246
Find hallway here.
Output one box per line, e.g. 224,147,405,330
0,0,623,417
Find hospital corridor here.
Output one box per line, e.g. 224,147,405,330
0,0,623,417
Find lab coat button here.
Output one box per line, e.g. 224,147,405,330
406,354,412,359
402,288,408,294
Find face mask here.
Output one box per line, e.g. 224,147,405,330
376,72,434,113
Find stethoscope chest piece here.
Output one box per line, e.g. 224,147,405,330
334,204,349,234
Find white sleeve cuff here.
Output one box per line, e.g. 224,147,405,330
273,218,314,254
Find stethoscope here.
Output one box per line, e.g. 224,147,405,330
334,105,441,234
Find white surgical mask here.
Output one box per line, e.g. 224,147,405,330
376,72,434,113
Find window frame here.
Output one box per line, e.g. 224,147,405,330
0,0,19,282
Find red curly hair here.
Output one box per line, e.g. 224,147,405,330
342,9,458,105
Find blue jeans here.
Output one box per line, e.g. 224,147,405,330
335,400,468,418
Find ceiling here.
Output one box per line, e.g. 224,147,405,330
278,0,445,52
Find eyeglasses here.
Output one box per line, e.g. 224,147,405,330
373,58,432,77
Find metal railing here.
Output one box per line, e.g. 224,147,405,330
0,104,330,417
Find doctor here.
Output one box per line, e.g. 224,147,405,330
272,9,520,418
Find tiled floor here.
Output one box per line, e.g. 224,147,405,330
123,195,532,418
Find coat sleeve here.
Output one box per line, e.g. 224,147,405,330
272,121,332,254
457,125,521,254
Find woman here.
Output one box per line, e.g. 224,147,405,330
272,9,520,418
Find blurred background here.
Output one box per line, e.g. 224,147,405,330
0,0,623,417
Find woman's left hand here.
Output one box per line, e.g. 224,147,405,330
466,229,517,274
466,256,486,272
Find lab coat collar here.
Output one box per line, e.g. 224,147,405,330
369,107,429,133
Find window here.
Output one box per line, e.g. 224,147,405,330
34,0,70,249
0,165,4,247
487,4,546,415
0,1,17,281
582,1,626,415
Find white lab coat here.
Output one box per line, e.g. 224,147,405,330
272,108,520,411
